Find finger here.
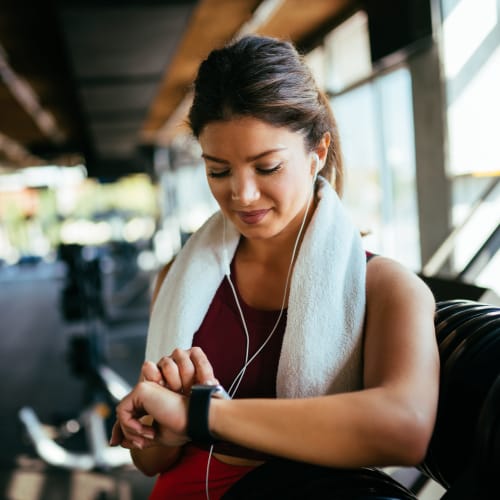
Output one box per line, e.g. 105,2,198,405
109,420,124,446
116,420,155,446
119,438,134,449
170,348,196,392
141,360,165,386
115,388,156,440
116,409,155,440
157,356,183,392
190,347,217,385
110,418,142,447
122,436,156,450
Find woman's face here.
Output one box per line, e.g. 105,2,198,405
199,116,317,241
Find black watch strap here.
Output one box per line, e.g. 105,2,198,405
187,384,221,444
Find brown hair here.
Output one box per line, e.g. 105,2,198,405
188,35,344,195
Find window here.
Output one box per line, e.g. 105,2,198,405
332,67,420,269
440,0,500,287
324,11,372,93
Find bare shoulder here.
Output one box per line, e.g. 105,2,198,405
363,255,438,396
366,255,435,310
151,259,175,308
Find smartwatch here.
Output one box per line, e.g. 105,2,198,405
187,384,230,444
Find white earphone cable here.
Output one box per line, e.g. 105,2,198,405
205,444,215,500
227,179,314,395
205,159,318,499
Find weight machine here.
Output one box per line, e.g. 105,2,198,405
19,243,134,471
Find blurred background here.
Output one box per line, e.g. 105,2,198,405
0,0,498,499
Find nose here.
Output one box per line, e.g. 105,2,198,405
231,173,260,204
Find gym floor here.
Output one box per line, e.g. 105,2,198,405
0,261,446,500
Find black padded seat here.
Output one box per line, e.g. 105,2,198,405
436,305,499,344
420,300,500,499
223,460,417,499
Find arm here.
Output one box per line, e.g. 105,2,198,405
129,260,181,476
150,259,174,309
207,257,439,467
115,259,221,475
117,257,439,468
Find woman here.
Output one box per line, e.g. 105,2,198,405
110,35,439,499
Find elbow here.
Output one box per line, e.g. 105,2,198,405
144,469,161,478
370,396,435,467
130,447,181,477
398,436,430,467
136,462,161,478
393,411,434,466
131,452,159,477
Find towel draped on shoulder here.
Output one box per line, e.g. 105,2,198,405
146,177,366,397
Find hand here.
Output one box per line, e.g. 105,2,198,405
110,347,218,450
110,381,189,449
154,346,218,394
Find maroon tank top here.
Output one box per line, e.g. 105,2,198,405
191,261,287,459
192,260,287,398
190,251,373,459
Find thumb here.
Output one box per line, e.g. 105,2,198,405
109,420,124,446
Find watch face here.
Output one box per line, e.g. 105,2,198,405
192,384,231,400
212,385,231,400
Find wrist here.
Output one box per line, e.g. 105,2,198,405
208,397,226,441
187,384,230,444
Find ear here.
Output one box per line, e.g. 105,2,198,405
316,132,331,164
312,132,331,175
312,153,320,180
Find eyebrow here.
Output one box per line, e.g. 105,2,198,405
201,147,287,164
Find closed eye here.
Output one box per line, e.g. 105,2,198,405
207,169,230,178
256,163,282,175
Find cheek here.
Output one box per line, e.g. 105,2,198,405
269,183,287,205
207,180,228,205
274,172,310,204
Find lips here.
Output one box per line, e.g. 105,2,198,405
236,209,270,225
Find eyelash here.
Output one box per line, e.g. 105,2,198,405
207,170,230,179
207,163,282,179
258,163,282,175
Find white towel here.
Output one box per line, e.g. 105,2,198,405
146,177,366,398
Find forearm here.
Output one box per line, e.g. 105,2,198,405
131,445,182,476
210,388,433,468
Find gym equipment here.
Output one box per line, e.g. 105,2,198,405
223,460,418,499
19,244,134,471
418,299,500,499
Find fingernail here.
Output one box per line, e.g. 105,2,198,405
132,440,142,449
205,379,216,385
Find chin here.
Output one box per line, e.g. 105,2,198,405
241,225,285,241
232,220,272,239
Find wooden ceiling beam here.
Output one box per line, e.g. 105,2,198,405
143,0,358,146
142,0,261,141
257,0,354,41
